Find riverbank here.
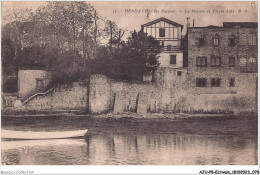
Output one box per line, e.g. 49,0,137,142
2,108,256,119
2,112,258,138
1,111,231,119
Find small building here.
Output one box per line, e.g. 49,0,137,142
18,70,52,99
141,17,184,68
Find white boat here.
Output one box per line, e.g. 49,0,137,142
2,139,87,151
1,129,88,140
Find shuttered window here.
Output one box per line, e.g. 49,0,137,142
159,28,165,37
170,55,176,64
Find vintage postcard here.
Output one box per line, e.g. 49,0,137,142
1,0,258,174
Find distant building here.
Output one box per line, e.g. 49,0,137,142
187,22,257,93
141,17,184,68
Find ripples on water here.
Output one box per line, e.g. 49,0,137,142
1,133,257,165
1,115,258,165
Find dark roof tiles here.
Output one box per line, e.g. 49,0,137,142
223,22,258,28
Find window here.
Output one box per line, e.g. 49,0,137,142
240,57,247,67
240,57,247,72
167,45,171,51
213,35,219,46
248,57,256,64
160,41,164,47
170,55,176,64
177,71,182,76
240,57,257,72
247,57,257,72
211,78,221,87
211,55,221,67
159,28,165,37
198,35,205,46
240,34,247,45
196,56,207,67
229,35,236,46
229,78,235,87
249,34,257,45
196,78,207,87
229,57,235,67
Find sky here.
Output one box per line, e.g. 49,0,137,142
2,1,258,38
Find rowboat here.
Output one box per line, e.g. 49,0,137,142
1,129,88,140
2,139,87,151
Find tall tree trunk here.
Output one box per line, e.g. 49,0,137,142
85,34,90,60
71,3,76,69
93,10,97,58
110,21,113,51
82,27,86,67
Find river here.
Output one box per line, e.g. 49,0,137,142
1,114,258,165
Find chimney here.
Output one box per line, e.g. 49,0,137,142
193,19,195,27
187,17,190,28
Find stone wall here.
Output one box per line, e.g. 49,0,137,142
88,75,112,114
88,75,171,114
21,71,257,114
2,93,18,108
153,67,257,114
18,70,52,99
111,82,161,114
52,82,88,110
88,75,163,114
23,82,88,111
89,70,257,115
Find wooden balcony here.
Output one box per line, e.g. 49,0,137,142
161,46,182,52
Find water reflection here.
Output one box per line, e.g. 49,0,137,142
1,133,257,165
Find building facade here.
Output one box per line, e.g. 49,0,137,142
142,17,184,68
187,23,257,92
185,22,257,112
141,18,257,113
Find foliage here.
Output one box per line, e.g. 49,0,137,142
109,30,161,81
2,2,161,92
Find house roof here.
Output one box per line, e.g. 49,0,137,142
205,25,222,28
223,22,258,28
141,17,183,30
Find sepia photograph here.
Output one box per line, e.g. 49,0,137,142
1,0,258,173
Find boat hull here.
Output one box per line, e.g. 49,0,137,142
1,129,88,140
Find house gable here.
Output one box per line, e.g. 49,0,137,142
141,17,183,41
141,17,183,29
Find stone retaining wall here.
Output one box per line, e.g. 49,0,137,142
21,72,257,115
23,82,88,111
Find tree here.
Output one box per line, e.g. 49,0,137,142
2,2,160,92
33,2,96,65
2,2,115,87
103,20,126,50
109,30,161,81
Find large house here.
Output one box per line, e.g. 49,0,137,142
141,17,184,68
141,17,257,113
187,22,257,95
